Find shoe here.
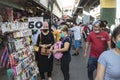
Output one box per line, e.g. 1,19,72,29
76,53,79,56
48,77,52,80
80,46,82,48
72,53,77,56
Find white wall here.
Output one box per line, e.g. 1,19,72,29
76,16,82,24
56,0,63,10
39,0,48,8
53,3,62,18
90,5,100,19
116,0,120,18
115,0,120,25
83,11,90,24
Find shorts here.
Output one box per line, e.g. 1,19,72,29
74,40,81,48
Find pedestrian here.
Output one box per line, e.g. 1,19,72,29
102,20,110,34
82,25,90,41
83,20,111,80
88,23,93,31
36,21,55,80
95,25,120,80
52,25,71,80
70,22,82,56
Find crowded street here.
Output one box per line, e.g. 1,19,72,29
0,39,90,80
0,0,120,80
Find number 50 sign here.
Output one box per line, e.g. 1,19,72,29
28,17,43,29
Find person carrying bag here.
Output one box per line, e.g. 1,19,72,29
35,21,54,80
39,34,50,56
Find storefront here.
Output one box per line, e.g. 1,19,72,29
0,0,47,80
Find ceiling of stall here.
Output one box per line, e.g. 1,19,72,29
0,0,46,11
73,0,100,19
79,0,100,7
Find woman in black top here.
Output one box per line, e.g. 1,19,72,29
36,22,54,80
52,25,71,80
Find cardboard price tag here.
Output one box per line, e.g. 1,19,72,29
28,17,43,29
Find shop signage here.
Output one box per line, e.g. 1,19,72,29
28,17,43,29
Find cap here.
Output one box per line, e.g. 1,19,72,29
92,20,101,27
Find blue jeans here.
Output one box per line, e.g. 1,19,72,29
87,57,98,80
74,40,81,48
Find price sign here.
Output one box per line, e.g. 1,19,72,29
28,17,43,29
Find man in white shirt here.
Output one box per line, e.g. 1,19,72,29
70,22,82,56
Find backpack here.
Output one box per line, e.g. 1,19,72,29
53,41,63,59
83,26,90,40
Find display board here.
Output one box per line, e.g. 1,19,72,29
1,22,39,80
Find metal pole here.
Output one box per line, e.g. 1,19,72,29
50,0,56,28
50,0,53,28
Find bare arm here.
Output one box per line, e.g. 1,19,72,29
107,41,111,49
83,41,90,57
95,63,106,80
53,42,70,53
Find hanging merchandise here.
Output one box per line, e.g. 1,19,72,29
1,7,13,22
0,46,10,68
6,7,13,21
1,22,39,80
0,35,3,47
1,22,28,33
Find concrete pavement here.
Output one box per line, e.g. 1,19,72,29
0,41,90,80
52,43,89,80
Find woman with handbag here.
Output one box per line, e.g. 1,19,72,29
36,21,54,80
52,25,71,80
